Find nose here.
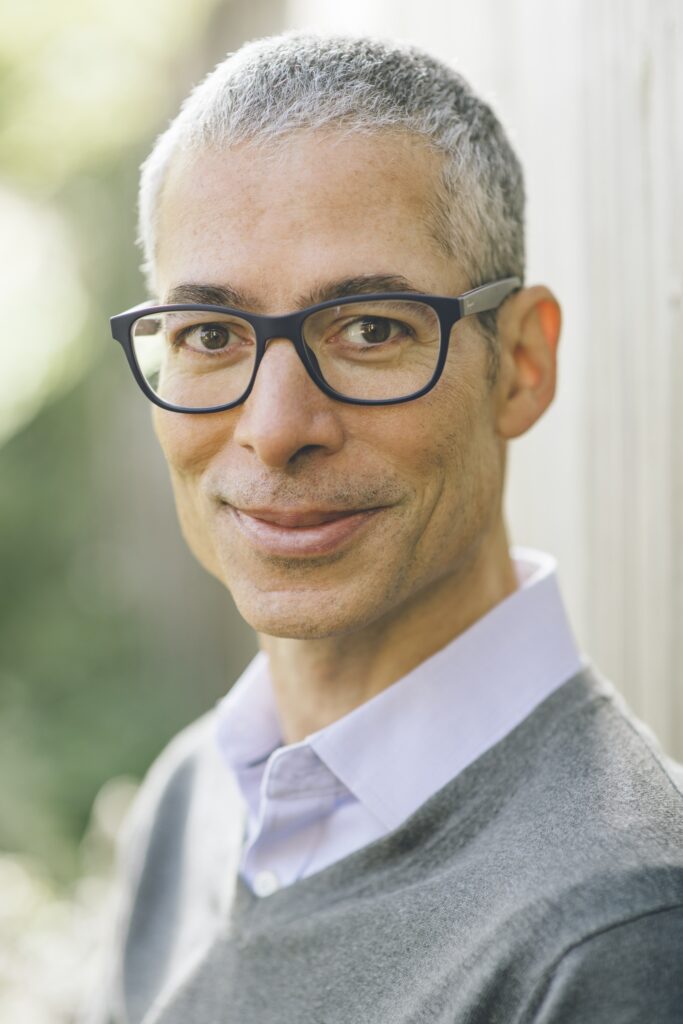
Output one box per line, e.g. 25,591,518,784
233,338,345,468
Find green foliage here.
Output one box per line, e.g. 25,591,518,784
0,379,235,882
0,0,259,884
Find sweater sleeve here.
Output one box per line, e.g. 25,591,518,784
528,905,683,1024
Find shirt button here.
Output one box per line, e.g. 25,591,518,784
253,869,280,898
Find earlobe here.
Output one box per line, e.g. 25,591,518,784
495,287,561,440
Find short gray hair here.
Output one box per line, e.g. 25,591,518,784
138,32,525,370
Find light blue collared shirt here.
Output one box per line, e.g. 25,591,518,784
214,547,585,897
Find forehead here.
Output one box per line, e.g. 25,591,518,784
155,130,460,307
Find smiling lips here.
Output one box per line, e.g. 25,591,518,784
226,504,382,556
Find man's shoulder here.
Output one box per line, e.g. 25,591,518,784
85,707,245,1024
512,668,683,1022
504,662,683,809
545,664,683,817
420,664,683,920
521,664,683,861
117,704,244,879
130,710,218,808
406,666,683,1020
116,710,217,853
487,664,683,941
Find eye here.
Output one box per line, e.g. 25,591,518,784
341,316,412,345
178,323,236,352
171,321,248,354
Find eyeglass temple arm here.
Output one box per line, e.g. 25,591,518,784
459,276,522,316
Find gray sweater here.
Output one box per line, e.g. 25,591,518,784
88,665,683,1023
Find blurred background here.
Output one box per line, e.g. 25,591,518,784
0,0,681,1019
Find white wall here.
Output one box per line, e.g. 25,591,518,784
286,0,683,755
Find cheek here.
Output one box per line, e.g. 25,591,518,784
151,408,229,575
413,373,481,468
418,364,501,520
152,407,232,477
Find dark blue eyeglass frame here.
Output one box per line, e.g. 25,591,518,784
110,275,521,413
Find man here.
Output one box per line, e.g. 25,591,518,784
93,31,683,1024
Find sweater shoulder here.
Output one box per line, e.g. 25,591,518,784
540,665,683,826
116,704,245,921
83,709,244,1024
402,665,683,940
480,666,683,951
118,710,220,856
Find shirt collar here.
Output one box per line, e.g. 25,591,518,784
215,650,281,771
215,547,584,831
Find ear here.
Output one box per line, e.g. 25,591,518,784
494,284,561,439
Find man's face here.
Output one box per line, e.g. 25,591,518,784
153,131,507,639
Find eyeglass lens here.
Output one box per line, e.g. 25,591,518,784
130,299,442,408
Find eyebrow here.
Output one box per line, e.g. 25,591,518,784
163,274,424,311
164,283,255,307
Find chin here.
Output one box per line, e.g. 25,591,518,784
228,582,373,640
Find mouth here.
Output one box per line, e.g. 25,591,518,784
221,503,384,557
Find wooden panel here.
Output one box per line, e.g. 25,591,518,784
580,0,683,752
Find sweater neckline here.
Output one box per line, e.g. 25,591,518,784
224,664,603,931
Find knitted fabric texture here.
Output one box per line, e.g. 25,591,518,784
87,666,683,1024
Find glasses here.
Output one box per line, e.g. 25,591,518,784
110,276,520,412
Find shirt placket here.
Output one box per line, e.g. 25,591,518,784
242,744,347,895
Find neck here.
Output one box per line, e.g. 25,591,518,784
259,519,518,745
